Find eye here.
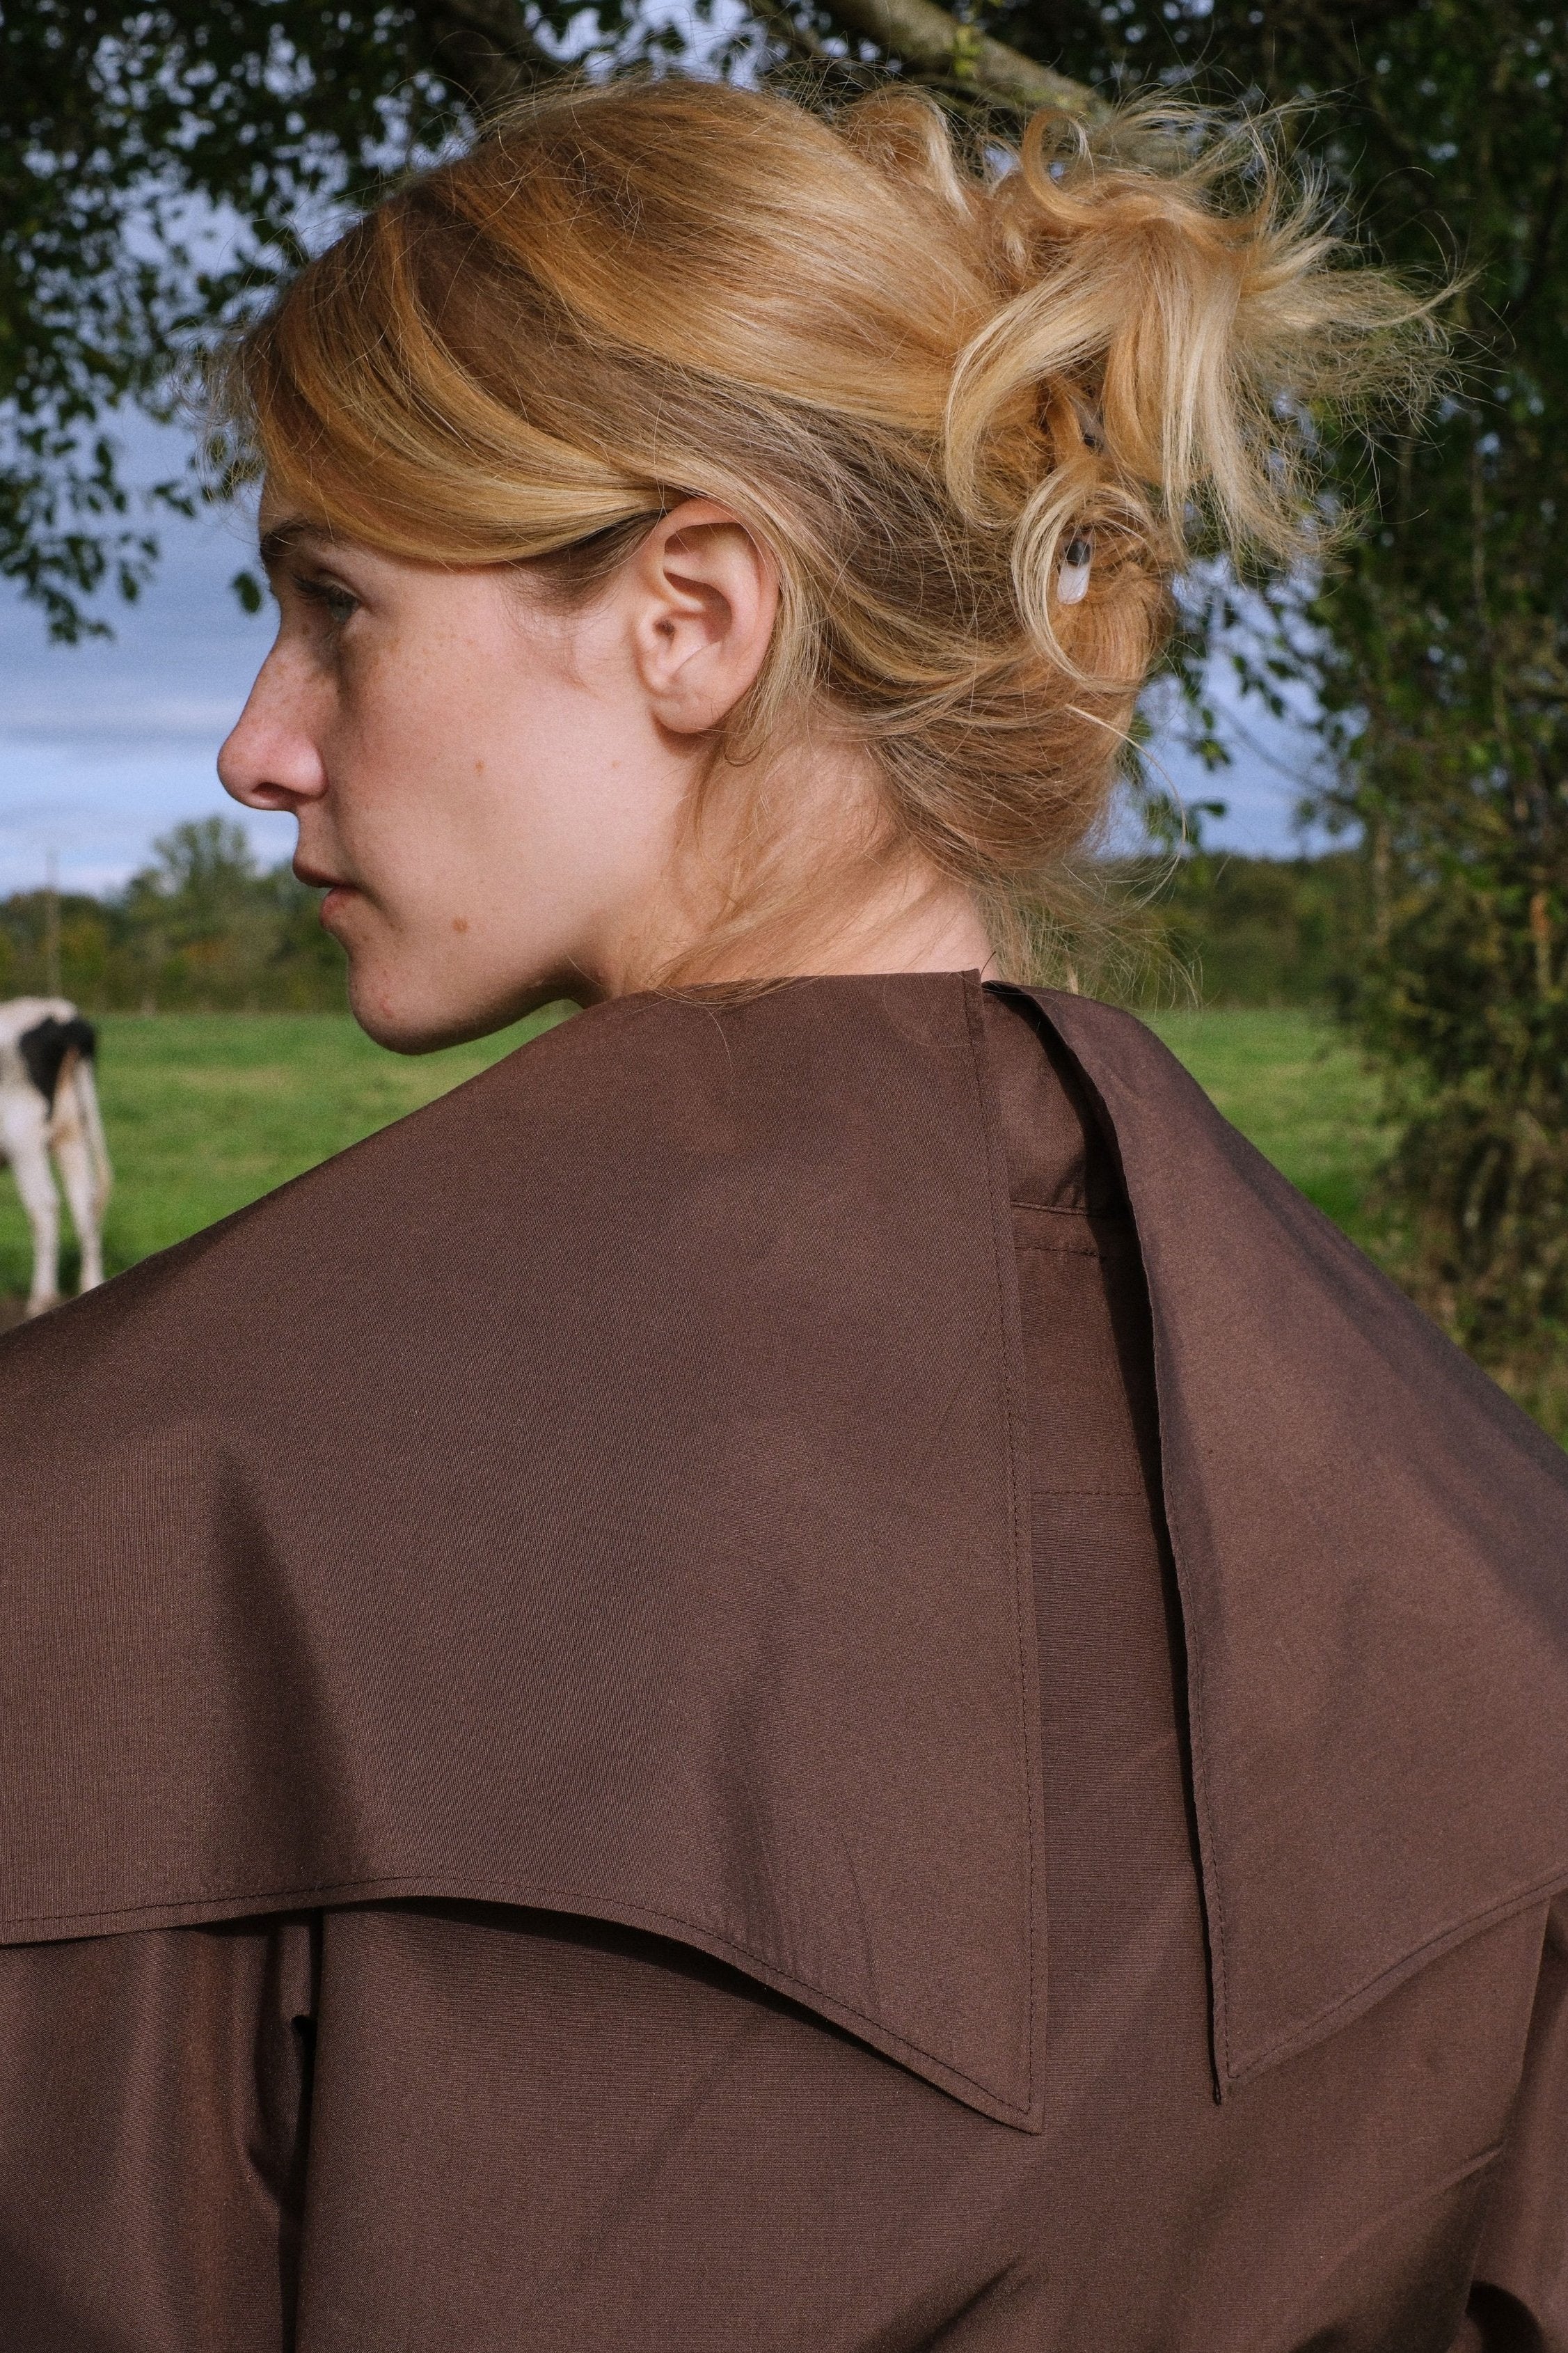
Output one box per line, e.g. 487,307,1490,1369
296,574,360,627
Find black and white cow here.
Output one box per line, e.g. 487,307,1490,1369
0,998,112,1314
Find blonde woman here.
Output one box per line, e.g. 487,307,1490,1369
0,76,1564,2352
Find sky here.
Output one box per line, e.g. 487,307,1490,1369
0,431,1329,902
0,488,290,898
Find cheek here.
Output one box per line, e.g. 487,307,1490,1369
349,647,578,853
322,672,546,929
333,643,452,789
321,588,651,968
325,647,492,842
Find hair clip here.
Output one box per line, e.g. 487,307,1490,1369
1058,533,1093,605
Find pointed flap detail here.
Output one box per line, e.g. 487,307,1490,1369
1024,988,1568,2088
0,977,1045,2129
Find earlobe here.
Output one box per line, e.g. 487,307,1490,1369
631,498,779,737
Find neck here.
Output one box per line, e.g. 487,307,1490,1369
616,865,995,995
601,748,997,995
777,871,997,981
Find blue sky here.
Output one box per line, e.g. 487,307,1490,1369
0,487,291,897
0,436,1327,900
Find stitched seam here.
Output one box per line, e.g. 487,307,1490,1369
1011,1198,1132,1221
965,974,1038,2114
1012,1237,1123,1259
1233,1861,1568,2080
0,1866,1031,2111
1031,1484,1143,1498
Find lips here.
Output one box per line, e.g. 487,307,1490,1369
317,884,358,927
292,856,358,928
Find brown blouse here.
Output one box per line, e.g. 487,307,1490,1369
0,979,1563,2349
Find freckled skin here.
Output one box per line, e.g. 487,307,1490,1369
218,496,995,1053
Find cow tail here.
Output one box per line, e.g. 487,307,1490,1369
70,1057,113,1213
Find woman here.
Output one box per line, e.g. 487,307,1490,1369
0,74,1564,2352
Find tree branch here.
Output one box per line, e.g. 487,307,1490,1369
414,0,1102,123
816,0,1104,116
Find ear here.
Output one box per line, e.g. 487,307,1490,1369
625,498,779,735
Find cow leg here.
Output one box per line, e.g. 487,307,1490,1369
52,1126,104,1293
3,1111,61,1314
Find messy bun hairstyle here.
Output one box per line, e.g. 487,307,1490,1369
222,75,1430,983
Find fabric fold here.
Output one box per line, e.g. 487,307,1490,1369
0,974,1043,2128
1023,985,1568,2089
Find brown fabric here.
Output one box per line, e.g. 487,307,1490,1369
1026,983,1568,2085
0,1915,316,2346
0,979,1566,2348
0,974,1041,2125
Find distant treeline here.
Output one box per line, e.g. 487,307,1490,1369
1,820,347,1013
1146,847,1365,1011
0,818,1367,1015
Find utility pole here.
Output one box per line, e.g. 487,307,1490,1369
43,848,61,1000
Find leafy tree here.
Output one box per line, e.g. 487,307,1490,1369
8,0,1568,1412
3,1,518,636
0,889,114,1002
118,817,344,1007
1,0,1080,638
0,821,347,1010
1147,849,1367,1012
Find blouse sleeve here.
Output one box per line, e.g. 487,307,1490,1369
1461,1893,1568,2347
0,1914,317,2352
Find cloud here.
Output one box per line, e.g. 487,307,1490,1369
2,693,246,747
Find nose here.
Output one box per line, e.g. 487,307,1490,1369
218,644,330,811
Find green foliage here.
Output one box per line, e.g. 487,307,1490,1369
0,2,427,631
1282,8,1568,1401
0,0,700,636
1356,869,1568,1414
0,818,347,1009
1144,850,1366,1010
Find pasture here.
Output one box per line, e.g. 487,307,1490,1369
1144,1006,1386,1244
0,1002,1384,1304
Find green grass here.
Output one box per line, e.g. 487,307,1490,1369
1145,1006,1386,1243
0,1001,1384,1301
0,1006,569,1300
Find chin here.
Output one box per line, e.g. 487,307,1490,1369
345,960,571,1055
345,967,468,1057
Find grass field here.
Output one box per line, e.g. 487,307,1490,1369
0,1001,1385,1301
1143,1006,1387,1243
0,1006,568,1300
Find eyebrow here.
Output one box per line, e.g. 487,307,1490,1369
257,519,335,572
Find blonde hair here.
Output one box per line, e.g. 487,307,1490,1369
220,75,1432,983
